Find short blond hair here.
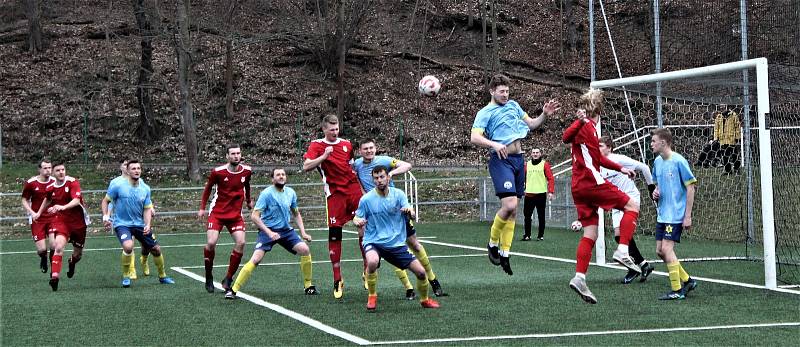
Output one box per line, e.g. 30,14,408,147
321,114,339,128
578,88,605,117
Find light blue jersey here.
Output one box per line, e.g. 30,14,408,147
254,185,297,230
653,152,697,224
106,178,153,228
356,187,411,249
353,156,398,191
471,100,529,146
107,175,146,212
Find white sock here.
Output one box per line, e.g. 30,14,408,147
575,272,586,280
489,242,498,248
617,244,629,254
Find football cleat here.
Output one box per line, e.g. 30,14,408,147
621,269,640,284
304,285,319,295
612,249,641,274
39,256,48,273
205,274,215,293
658,290,685,300
487,244,501,266
224,290,237,300
521,235,532,241
420,298,440,309
159,277,175,284
681,278,698,296
569,276,597,304
639,262,655,283
405,288,416,300
537,237,544,241
500,256,513,276
430,278,445,297
66,258,76,279
49,273,59,291
121,277,131,288
221,277,233,291
333,280,344,299
366,294,377,311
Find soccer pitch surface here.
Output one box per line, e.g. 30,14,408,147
2,222,798,346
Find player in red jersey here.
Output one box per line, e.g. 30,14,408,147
198,144,253,293
562,89,641,304
21,159,56,273
303,114,364,299
45,163,89,291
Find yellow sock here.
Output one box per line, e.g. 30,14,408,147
490,214,507,245
300,255,313,288
499,219,516,252
153,254,167,278
140,255,150,276
121,252,133,277
233,261,256,292
416,277,430,301
667,262,682,291
678,264,690,282
394,268,413,290
127,253,137,279
411,246,436,281
367,272,378,296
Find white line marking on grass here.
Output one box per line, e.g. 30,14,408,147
0,227,335,243
176,253,486,269
418,239,800,296
171,266,371,346
368,322,800,345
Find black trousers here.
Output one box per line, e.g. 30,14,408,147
523,194,547,238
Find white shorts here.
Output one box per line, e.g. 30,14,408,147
612,196,640,229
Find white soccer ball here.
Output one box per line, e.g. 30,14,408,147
570,220,583,232
418,75,441,97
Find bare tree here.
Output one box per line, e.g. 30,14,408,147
221,1,239,119
175,0,200,181
562,0,577,54
132,0,161,140
25,0,43,54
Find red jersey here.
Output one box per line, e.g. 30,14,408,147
562,118,623,191
22,176,56,223
200,164,253,219
303,138,360,196
50,177,87,226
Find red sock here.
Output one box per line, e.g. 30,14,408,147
204,247,215,276
329,240,342,282
51,255,63,276
358,235,367,271
576,237,595,274
225,250,243,279
618,210,640,246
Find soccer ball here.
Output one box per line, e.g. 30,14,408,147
570,220,583,232
418,75,441,97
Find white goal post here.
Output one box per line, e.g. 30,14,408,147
590,58,777,289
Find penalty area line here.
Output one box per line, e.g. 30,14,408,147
368,322,800,345
176,253,485,269
171,266,371,346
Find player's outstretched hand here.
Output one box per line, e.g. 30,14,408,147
353,217,366,227
620,167,637,178
576,109,589,122
543,99,561,115
301,232,312,242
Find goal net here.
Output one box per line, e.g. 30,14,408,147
591,58,799,289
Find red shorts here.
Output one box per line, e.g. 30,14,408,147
572,182,630,227
64,221,87,248
31,218,65,242
207,215,246,233
326,184,362,227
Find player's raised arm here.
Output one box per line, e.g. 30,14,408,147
388,159,412,179
524,99,560,130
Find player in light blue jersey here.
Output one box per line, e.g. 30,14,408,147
353,166,440,310
354,139,445,298
225,168,316,299
470,74,560,275
101,160,174,288
651,128,698,300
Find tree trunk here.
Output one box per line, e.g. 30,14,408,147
336,1,345,121
490,0,499,73
175,0,200,182
25,0,43,55
224,38,234,118
132,0,160,140
480,0,488,87
563,0,577,54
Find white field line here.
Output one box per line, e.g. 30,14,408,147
418,239,800,296
177,253,485,269
171,267,370,346
0,227,334,242
368,322,800,345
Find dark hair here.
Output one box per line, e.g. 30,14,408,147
38,159,51,168
118,157,130,164
360,139,376,148
371,165,388,176
488,74,511,91
599,136,615,150
321,114,339,128
52,162,66,168
270,168,286,178
651,128,673,146
126,160,141,168
226,144,241,154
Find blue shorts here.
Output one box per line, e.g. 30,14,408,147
254,228,303,254
114,225,159,249
405,216,416,238
488,152,525,198
363,243,415,270
655,222,683,243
